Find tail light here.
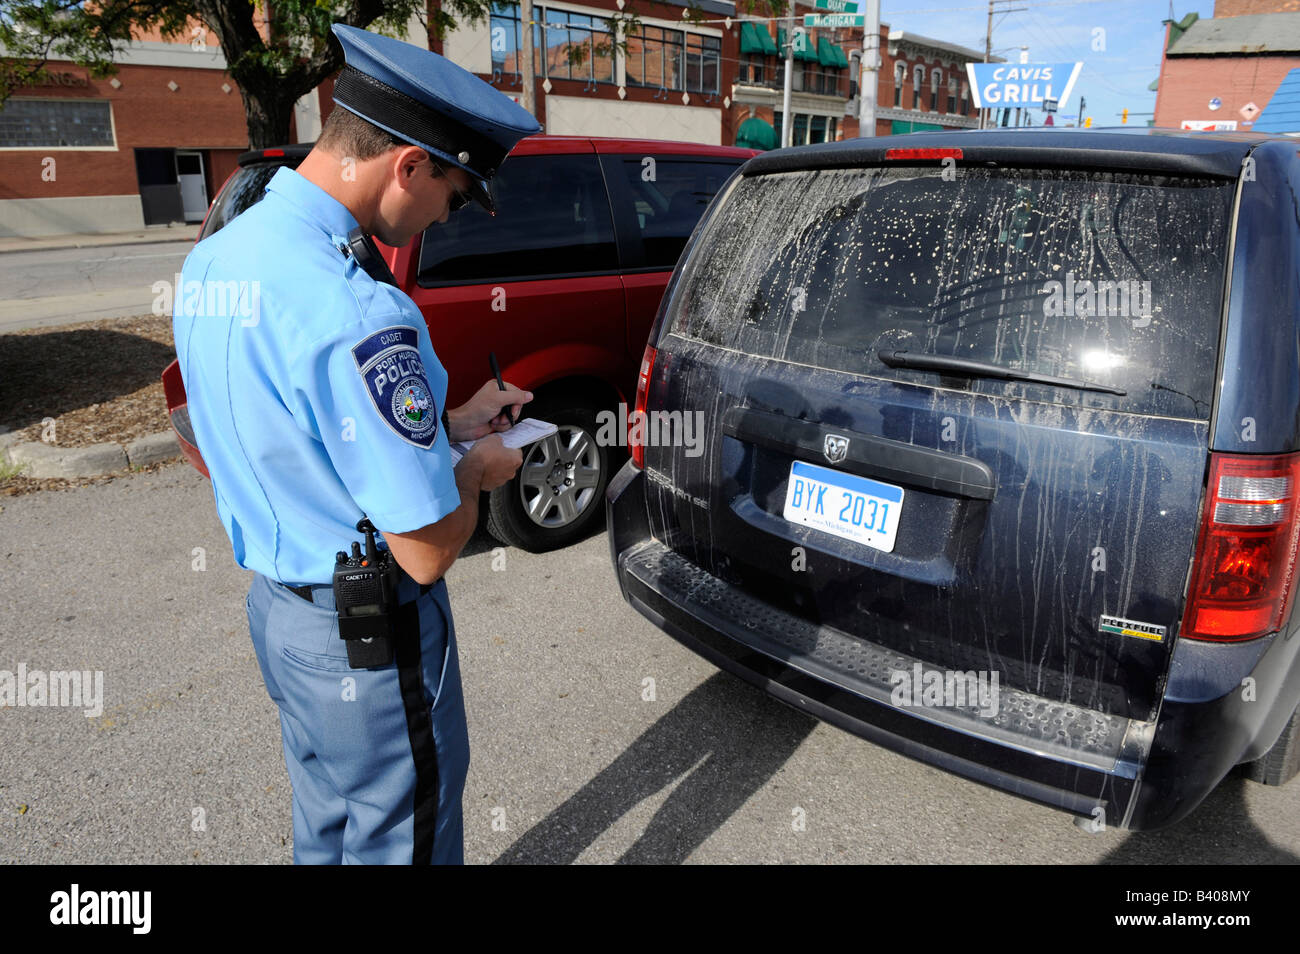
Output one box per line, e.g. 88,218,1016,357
630,344,656,469
1181,452,1300,641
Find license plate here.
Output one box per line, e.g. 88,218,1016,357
782,460,904,553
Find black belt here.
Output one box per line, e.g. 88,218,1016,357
287,579,438,603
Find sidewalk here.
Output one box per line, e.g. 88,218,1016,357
0,223,200,255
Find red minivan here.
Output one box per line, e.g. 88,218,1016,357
163,135,756,550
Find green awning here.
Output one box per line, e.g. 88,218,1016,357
735,116,778,151
740,22,778,56
817,37,848,69
777,28,818,61
796,30,819,62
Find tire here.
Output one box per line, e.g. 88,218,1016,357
1241,702,1300,786
485,401,614,552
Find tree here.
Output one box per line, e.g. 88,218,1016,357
0,0,490,147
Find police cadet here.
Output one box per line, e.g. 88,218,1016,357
172,24,541,864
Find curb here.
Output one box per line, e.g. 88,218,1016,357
1,429,180,479
0,225,201,256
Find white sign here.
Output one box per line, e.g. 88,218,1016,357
966,62,1082,110
1181,119,1237,131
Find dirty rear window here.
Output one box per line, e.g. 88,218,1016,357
669,165,1233,420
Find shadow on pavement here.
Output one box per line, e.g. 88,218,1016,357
1098,775,1299,863
0,326,175,432
493,671,817,864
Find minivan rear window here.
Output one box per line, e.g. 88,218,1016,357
669,165,1234,420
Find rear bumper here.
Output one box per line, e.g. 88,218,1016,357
606,460,1300,830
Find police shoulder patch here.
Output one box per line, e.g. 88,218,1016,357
351,325,439,448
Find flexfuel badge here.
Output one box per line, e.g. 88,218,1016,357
1100,614,1167,643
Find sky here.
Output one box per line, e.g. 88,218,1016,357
879,0,1198,127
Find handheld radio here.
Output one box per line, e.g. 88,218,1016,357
332,517,399,668
347,227,400,287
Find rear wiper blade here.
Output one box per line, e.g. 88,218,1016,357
877,350,1127,396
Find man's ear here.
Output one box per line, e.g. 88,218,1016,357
391,144,430,187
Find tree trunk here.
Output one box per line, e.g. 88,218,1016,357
239,81,298,149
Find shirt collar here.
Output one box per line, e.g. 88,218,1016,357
264,166,362,240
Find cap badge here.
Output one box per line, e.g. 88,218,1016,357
457,150,470,164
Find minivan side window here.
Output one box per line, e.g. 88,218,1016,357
613,158,741,270
417,154,617,284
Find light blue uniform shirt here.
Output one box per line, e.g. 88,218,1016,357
173,167,461,585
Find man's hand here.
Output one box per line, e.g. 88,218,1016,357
449,379,532,441
463,433,523,492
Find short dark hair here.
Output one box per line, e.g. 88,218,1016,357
317,106,443,175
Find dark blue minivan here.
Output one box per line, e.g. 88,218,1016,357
607,128,1300,830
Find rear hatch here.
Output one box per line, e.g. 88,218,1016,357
642,151,1237,723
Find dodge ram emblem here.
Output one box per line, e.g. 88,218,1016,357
823,434,849,464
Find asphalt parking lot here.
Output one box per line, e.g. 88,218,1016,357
2,463,1299,864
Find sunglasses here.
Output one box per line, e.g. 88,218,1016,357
430,159,472,213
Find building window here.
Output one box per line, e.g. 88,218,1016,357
912,65,924,110
0,98,114,148
489,2,542,82
543,10,614,84
685,34,720,94
627,25,685,91
948,77,958,114
931,69,942,112
893,62,906,107
961,81,970,115
740,53,765,85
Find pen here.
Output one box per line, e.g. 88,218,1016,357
489,351,517,426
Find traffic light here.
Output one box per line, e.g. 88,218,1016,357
1122,108,1129,124
1084,116,1093,128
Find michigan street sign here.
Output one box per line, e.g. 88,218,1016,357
804,13,865,26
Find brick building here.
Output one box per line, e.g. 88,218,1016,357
0,36,257,237
1153,6,1300,131
730,19,985,143
1,0,989,237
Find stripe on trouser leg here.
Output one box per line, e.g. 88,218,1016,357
393,600,439,865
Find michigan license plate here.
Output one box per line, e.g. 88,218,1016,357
782,460,904,553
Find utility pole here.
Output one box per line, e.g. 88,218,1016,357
781,12,794,147
981,0,993,129
520,0,537,119
859,0,880,137
979,0,1027,129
